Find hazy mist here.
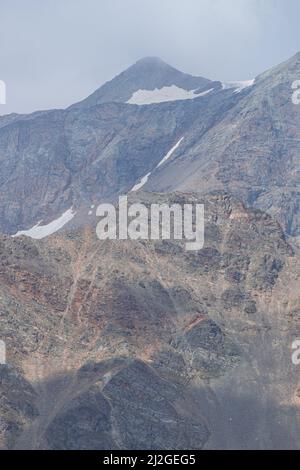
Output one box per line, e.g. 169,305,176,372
1,0,300,114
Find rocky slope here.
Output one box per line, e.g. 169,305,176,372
0,85,234,234
0,193,299,449
146,52,300,237
1,53,300,241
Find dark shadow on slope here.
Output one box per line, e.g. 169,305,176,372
1,358,299,451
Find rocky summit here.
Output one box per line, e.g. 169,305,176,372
0,54,300,450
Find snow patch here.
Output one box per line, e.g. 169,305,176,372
13,208,76,239
127,85,213,105
222,79,255,93
130,137,184,192
131,172,152,192
156,137,184,168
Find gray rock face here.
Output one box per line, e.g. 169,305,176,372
147,52,300,237
0,366,38,448
0,87,234,234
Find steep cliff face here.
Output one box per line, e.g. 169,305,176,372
0,193,299,449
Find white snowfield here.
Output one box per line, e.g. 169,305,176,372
130,137,184,192
126,85,214,105
222,79,255,93
13,208,76,240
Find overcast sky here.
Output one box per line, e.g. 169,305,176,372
0,0,300,114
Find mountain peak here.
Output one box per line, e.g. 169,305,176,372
128,56,184,76
71,57,214,109
134,56,167,66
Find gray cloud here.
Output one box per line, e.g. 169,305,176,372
0,0,299,114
